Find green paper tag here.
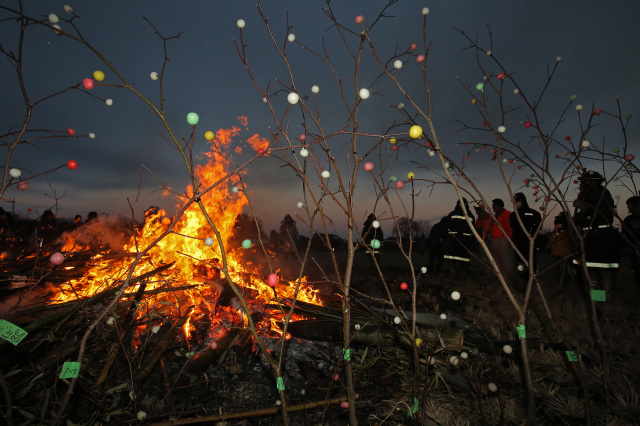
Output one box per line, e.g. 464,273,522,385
59,362,81,379
408,397,419,416
276,377,285,391
590,289,606,302
517,324,526,339
343,348,351,361
0,319,28,346
566,351,578,362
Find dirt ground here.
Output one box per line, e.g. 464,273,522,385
1,244,639,425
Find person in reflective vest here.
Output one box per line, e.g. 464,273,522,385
489,198,514,283
572,170,620,293
442,198,475,272
510,192,542,277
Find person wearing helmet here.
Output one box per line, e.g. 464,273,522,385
573,170,620,294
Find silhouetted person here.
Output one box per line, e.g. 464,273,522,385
362,213,383,264
546,212,575,287
29,210,60,251
623,196,640,291
426,217,447,274
0,208,15,260
279,214,299,259
73,215,82,226
573,170,619,294
86,211,98,223
510,192,542,277
489,198,514,283
442,198,475,274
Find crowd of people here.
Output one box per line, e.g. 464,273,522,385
425,170,640,296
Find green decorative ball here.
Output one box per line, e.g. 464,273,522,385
241,239,252,249
370,239,381,249
186,112,200,125
570,94,578,101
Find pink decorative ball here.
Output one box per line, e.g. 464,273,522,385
211,342,218,349
395,181,404,189
82,78,94,89
363,162,374,171
341,401,349,409
50,252,65,265
267,273,278,287
17,181,29,191
332,373,339,381
409,43,417,51
67,160,78,169
355,15,364,24
417,55,425,63
625,154,635,162
299,134,307,142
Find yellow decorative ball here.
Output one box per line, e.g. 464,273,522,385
409,125,423,139
407,172,415,180
93,70,105,81
415,338,422,346
204,131,215,141
472,98,477,104
389,137,396,144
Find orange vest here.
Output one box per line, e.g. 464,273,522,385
491,209,513,239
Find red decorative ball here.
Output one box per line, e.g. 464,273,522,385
416,55,425,63
332,373,340,381
67,160,78,169
625,154,635,162
17,181,29,191
341,401,349,409
67,128,76,136
564,136,571,141
482,121,488,127
82,78,94,90
355,15,364,24
395,181,404,189
593,108,602,115
496,73,506,80
524,122,531,128
517,166,522,169
400,282,408,290
409,43,417,51
392,146,397,151
363,162,374,171
50,252,65,265
299,134,306,142
257,148,268,157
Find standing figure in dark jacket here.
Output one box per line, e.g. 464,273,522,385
426,217,447,274
362,213,383,264
442,198,475,273
623,196,640,291
572,170,620,293
510,192,542,277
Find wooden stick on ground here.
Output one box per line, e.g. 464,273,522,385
148,395,351,425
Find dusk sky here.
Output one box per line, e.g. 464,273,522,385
1,0,639,237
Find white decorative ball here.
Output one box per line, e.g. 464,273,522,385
503,344,513,354
460,351,468,359
105,98,113,106
497,126,506,133
451,291,461,300
449,356,459,366
359,88,370,99
52,24,61,34
394,60,403,69
106,317,115,325
263,97,268,103
517,264,525,271
354,324,361,330
429,150,435,157
151,325,160,333
49,14,59,23
9,168,21,178
89,133,96,139
232,186,239,193
137,411,147,421
581,140,590,148
287,92,300,104
397,103,404,109
503,158,508,163
297,201,304,208
513,89,519,95
150,72,159,80
444,162,450,168
575,104,583,111
372,220,380,228
237,19,246,28
393,316,401,325
488,383,498,392
321,170,330,179
421,267,427,273
287,33,295,42
486,50,492,56
311,85,320,93
275,400,282,406
422,7,430,15
556,56,562,62
63,5,73,13
428,356,436,365
299,148,309,157
205,237,214,246
440,313,447,320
